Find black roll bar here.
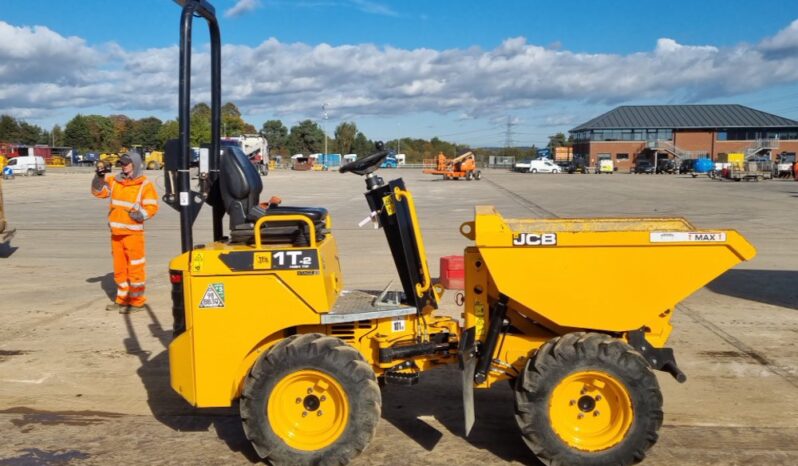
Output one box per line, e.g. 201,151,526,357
175,0,222,253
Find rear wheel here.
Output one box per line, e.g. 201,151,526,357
26,169,34,176
515,332,662,466
241,333,381,466
531,168,538,174
474,170,482,180
466,171,474,181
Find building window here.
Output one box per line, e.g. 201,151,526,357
717,131,727,141
616,153,629,161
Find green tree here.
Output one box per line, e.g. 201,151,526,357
334,122,357,154
131,117,163,149
158,120,179,147
287,120,324,155
222,102,252,136
261,120,288,154
547,132,570,148
84,115,115,152
17,121,44,145
0,115,19,142
64,115,92,150
51,124,64,147
190,103,211,146
108,115,134,149
351,132,373,156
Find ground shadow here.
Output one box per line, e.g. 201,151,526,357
86,273,117,301
380,365,541,465
0,243,18,258
122,307,260,463
707,269,798,310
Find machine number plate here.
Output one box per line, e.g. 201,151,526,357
270,250,318,270
220,249,320,272
391,317,406,333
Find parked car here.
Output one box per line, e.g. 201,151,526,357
679,159,696,174
525,159,561,173
632,160,655,174
566,159,588,174
656,159,677,174
513,158,533,172
5,156,46,176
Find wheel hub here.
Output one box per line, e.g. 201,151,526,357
549,370,633,452
303,394,321,412
268,369,349,451
577,395,596,413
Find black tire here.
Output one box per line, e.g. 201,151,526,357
515,332,663,466
26,169,34,177
474,170,482,180
241,333,381,466
531,168,537,174
466,171,473,181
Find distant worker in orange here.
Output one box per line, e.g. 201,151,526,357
91,151,159,313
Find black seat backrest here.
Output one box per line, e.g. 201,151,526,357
219,146,262,230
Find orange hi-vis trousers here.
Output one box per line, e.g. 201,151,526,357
112,234,147,306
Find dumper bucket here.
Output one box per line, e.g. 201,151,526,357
461,206,756,333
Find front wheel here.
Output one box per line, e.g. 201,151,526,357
241,334,381,466
515,332,663,466
474,170,482,180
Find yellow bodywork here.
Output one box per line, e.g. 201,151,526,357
461,205,755,387
144,151,164,169
170,200,755,408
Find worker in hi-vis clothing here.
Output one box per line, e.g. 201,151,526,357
91,151,159,313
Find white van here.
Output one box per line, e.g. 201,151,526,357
6,156,46,176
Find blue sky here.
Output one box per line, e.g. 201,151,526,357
2,0,798,148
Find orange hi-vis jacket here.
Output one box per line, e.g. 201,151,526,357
92,174,159,235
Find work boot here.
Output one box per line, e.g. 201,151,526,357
121,304,146,314
106,302,128,312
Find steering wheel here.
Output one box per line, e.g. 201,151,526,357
339,142,389,175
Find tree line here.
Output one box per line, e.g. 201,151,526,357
0,105,573,163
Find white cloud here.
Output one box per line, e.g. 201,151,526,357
1,19,798,127
225,0,261,18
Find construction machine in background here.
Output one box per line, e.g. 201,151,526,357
423,151,481,180
163,2,756,465
222,134,269,175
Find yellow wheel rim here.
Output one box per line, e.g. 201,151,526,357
268,369,349,451
549,370,633,452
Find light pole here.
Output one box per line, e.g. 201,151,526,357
322,103,329,155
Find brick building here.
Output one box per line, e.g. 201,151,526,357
569,105,798,172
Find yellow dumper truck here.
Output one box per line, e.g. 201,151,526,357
164,2,756,465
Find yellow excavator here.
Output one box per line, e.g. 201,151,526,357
163,2,757,465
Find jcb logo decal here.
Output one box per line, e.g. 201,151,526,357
512,233,557,246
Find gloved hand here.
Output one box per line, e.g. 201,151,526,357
129,210,145,223
95,161,111,176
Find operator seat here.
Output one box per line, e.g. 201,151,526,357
218,145,328,246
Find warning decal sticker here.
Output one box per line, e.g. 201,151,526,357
199,283,225,308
